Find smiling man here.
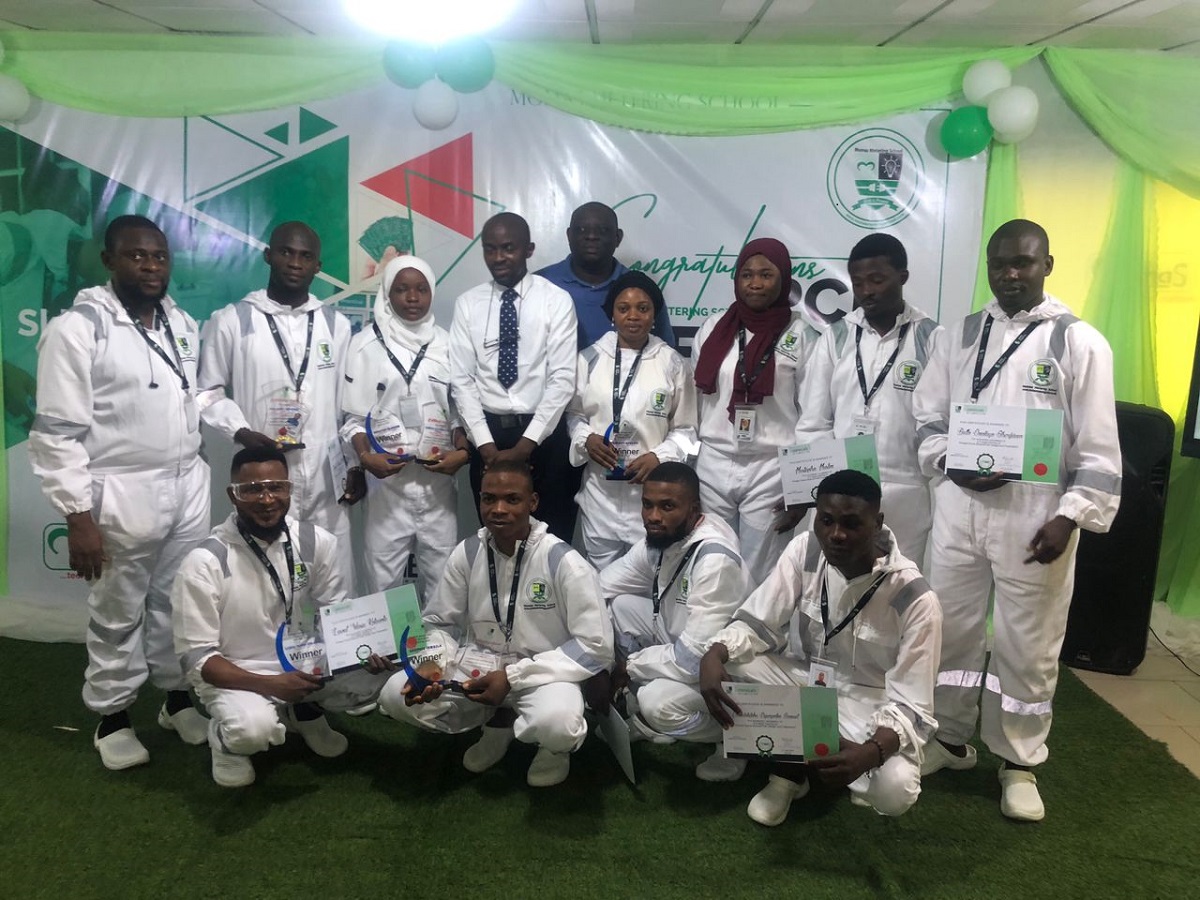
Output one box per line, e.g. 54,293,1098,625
29,215,212,770
797,233,942,565
448,212,579,541
912,219,1122,821
596,462,750,779
199,221,362,590
171,446,386,788
377,460,613,788
697,470,941,826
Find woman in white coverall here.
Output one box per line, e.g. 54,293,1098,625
567,271,698,569
692,237,813,586
342,255,469,600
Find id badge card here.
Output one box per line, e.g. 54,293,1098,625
735,407,757,442
808,657,838,689
470,621,507,652
183,393,199,434
267,392,305,445
850,414,878,436
398,395,423,428
457,646,501,680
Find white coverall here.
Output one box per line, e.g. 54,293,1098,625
341,321,459,599
599,514,749,740
378,520,614,754
567,333,699,568
172,514,386,756
29,284,212,715
709,527,942,816
912,294,1121,767
693,311,820,585
797,305,942,566
199,290,354,587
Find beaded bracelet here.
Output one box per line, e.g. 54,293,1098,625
865,736,887,768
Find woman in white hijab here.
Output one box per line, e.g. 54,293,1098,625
342,255,469,600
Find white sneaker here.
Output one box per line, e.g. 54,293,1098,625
93,726,150,771
210,743,255,788
462,726,514,773
999,764,1045,822
626,715,677,745
526,747,571,787
344,702,378,717
747,774,810,827
920,739,978,776
281,707,349,758
695,747,748,782
157,704,208,746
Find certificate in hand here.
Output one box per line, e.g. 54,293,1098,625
778,435,881,507
946,403,1063,483
721,683,805,762
319,584,425,675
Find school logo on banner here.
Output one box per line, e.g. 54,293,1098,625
826,128,925,229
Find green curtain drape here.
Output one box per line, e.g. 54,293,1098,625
0,32,384,117
1045,48,1200,201
492,43,1041,135
971,142,1021,312
1083,160,1159,408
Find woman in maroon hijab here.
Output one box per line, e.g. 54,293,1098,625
692,237,817,586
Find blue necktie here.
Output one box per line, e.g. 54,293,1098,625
498,287,519,389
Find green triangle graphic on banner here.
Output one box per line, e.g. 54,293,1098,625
195,137,350,282
298,108,337,144
265,122,290,144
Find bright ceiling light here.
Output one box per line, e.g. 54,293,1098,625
344,0,521,45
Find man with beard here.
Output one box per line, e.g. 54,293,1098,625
378,460,612,788
199,221,363,590
596,462,750,780
698,470,941,826
30,215,211,769
171,446,387,787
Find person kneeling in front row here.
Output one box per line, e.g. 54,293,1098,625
698,469,942,825
377,460,613,787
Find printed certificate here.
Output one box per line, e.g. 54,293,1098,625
319,584,425,675
946,403,1063,483
778,435,881,506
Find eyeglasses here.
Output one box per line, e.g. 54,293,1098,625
229,480,293,501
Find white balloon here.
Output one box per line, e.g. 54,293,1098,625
0,73,30,121
987,86,1039,138
413,79,458,131
993,122,1037,144
962,59,1012,106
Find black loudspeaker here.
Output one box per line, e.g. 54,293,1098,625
1061,402,1174,675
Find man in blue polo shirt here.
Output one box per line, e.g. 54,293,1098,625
537,201,676,351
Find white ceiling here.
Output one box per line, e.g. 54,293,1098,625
0,0,1198,53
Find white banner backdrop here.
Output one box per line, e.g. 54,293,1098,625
0,81,986,640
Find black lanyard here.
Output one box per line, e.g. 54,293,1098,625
652,542,701,617
855,322,910,411
611,344,645,428
372,322,428,388
820,568,887,647
487,540,528,640
265,310,315,393
971,315,1042,402
736,327,776,404
131,305,189,390
237,519,296,624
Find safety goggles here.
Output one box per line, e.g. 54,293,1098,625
229,480,293,501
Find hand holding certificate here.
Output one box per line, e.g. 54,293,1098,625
719,683,840,763
778,435,881,507
319,584,429,675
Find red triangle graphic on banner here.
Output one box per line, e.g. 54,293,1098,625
361,134,475,238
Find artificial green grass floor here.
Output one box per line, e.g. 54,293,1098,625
2,637,1198,900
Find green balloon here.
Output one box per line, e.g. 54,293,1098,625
435,38,495,94
383,41,436,89
940,106,993,158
